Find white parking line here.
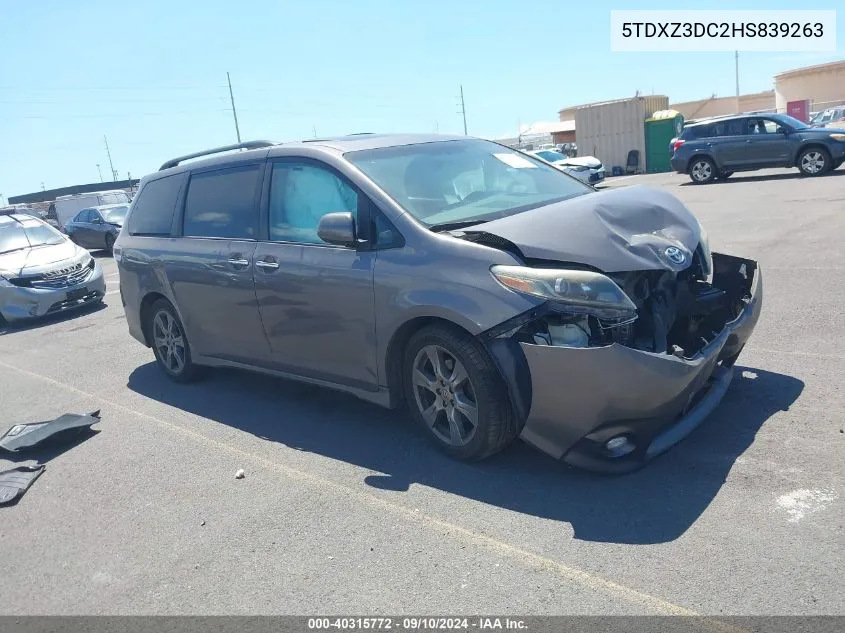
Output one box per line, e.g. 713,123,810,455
0,358,735,621
105,290,120,296
107,273,120,278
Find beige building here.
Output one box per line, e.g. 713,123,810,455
670,91,775,120
775,59,845,112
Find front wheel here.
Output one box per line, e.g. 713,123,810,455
689,157,717,184
104,233,115,253
797,147,831,176
403,324,518,461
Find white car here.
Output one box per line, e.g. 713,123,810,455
528,150,607,185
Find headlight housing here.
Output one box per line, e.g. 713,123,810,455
491,265,637,323
564,164,589,172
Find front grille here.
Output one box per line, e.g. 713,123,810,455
8,259,94,289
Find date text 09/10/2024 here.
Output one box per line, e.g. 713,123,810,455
307,618,527,630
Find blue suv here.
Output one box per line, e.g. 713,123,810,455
671,113,845,184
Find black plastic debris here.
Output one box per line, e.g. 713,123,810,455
0,410,101,453
0,464,45,505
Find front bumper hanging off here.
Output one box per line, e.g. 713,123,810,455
489,253,763,474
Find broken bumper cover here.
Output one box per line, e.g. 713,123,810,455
513,256,762,473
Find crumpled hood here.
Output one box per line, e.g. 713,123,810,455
559,155,603,169
0,239,85,277
469,186,702,273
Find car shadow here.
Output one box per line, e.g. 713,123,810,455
127,363,802,544
679,168,845,186
0,301,107,336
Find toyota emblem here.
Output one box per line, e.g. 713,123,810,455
664,246,686,265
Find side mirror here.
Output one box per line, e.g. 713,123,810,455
317,212,356,247
778,127,788,135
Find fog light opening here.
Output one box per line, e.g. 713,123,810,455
604,435,635,458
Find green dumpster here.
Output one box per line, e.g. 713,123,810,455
645,110,684,173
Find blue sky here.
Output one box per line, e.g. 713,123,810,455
1,0,843,197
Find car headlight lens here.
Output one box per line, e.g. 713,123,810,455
491,265,637,322
564,165,589,172
829,133,845,141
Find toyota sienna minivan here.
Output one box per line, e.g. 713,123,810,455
115,134,762,473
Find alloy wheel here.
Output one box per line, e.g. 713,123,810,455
691,160,712,182
411,345,479,447
801,151,826,174
152,309,186,374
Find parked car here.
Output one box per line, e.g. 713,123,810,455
528,150,607,185
116,135,761,473
671,113,845,184
46,190,131,230
810,106,845,128
64,204,128,251
0,214,106,322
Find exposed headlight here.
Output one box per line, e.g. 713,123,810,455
829,133,845,141
564,164,589,172
491,265,637,322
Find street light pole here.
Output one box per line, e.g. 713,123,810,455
735,51,740,114
227,72,242,143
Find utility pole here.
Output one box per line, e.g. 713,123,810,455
41,182,45,191
457,85,468,135
227,72,242,143
104,135,117,180
734,51,740,114
0,193,5,207
312,125,318,139
96,164,103,182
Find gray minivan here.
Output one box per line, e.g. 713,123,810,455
116,135,762,473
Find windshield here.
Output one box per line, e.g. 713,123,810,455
102,205,129,222
534,150,566,163
775,114,809,130
0,220,65,254
345,139,591,227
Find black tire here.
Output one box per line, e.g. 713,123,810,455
719,171,734,179
797,146,831,176
688,157,717,184
403,323,518,461
147,299,201,383
104,233,115,253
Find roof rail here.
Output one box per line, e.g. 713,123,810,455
159,140,275,171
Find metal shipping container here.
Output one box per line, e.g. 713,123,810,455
573,95,669,174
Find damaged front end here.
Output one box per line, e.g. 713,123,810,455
483,248,762,473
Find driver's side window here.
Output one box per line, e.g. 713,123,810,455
268,161,358,245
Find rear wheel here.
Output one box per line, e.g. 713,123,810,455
719,171,734,179
797,147,831,176
104,233,115,253
403,324,518,461
147,299,201,383
689,157,716,184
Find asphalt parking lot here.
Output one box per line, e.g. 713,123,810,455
1,168,843,616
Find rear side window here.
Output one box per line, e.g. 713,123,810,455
682,124,714,140
126,174,183,236
183,165,261,239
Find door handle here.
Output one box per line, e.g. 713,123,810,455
255,259,280,271
227,257,250,267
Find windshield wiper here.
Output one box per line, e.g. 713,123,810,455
428,220,486,233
